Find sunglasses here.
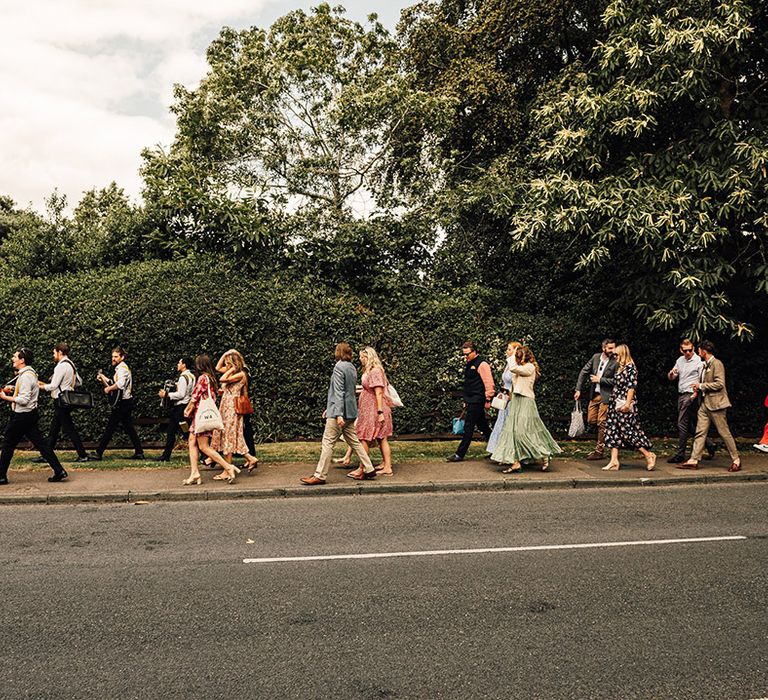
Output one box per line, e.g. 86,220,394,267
681,348,694,353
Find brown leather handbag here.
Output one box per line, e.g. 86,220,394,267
234,380,253,415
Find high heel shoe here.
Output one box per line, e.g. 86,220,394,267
246,458,259,474
182,475,202,485
646,452,657,471
602,462,620,471
542,456,551,472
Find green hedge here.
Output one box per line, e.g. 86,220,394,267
0,257,764,447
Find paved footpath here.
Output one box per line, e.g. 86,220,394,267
2,451,767,505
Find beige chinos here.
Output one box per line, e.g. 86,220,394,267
314,418,373,481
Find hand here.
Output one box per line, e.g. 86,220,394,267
336,416,345,428
158,390,166,398
103,386,111,395
38,381,45,389
484,401,491,410
691,382,700,391
574,390,581,401
322,410,327,419
619,404,631,414
590,374,599,383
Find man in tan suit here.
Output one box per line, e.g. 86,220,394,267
679,340,741,472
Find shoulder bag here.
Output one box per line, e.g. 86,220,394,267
195,380,224,433
234,379,253,416
57,359,94,410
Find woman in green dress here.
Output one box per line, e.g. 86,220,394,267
490,346,561,473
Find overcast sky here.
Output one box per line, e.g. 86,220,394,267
1,0,412,213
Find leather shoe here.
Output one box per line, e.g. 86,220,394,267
676,462,699,470
300,476,326,485
667,454,685,463
585,451,604,461
727,462,741,472
48,471,69,483
30,456,47,464
88,452,102,461
74,456,90,463
445,454,463,463
0,478,8,485
128,454,145,460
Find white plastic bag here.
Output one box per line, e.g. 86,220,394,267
567,400,586,438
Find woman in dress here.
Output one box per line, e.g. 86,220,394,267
491,345,561,473
182,355,239,485
487,341,521,458
347,347,394,477
212,350,259,473
602,344,656,471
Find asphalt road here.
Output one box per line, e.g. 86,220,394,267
1,484,766,699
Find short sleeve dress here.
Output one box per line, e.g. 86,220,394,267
355,367,394,442
211,378,248,455
604,363,652,449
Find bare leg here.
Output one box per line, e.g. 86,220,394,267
188,434,201,479
378,437,393,474
639,446,656,470
602,447,620,470
198,436,236,479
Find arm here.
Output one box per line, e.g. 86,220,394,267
574,356,594,399
510,364,535,377
167,374,188,402
41,362,67,393
478,362,495,402
327,366,346,423
220,369,245,385
215,353,228,373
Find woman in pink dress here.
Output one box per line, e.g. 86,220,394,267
348,347,394,477
182,355,239,485
212,350,259,472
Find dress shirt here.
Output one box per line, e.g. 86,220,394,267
43,358,78,399
114,362,133,400
168,370,194,405
13,367,39,413
674,354,703,394
595,355,608,395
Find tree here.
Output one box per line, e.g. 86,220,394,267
510,0,768,338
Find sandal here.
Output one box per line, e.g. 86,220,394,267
601,462,620,471
502,463,521,474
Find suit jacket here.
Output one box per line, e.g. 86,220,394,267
326,361,358,419
575,353,617,403
699,356,731,411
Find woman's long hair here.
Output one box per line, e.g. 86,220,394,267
195,354,218,392
515,345,541,378
614,344,634,373
360,346,385,376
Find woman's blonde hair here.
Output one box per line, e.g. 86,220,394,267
360,346,384,376
514,345,541,378
614,344,634,372
507,341,522,351
225,349,249,376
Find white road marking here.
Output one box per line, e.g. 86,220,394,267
243,535,747,564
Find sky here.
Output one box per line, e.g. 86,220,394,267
0,0,413,213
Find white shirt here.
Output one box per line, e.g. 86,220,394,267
168,370,194,405
43,358,78,400
114,361,133,400
595,355,609,395
13,367,39,413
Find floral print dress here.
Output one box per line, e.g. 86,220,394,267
211,378,248,455
604,363,652,450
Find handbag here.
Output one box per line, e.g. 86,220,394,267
234,378,253,415
567,400,586,438
386,383,404,408
57,359,93,410
195,395,224,433
491,392,508,411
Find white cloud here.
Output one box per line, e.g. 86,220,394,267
0,0,270,211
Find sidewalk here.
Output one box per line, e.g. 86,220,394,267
2,452,767,505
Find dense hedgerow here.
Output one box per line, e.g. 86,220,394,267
0,257,763,445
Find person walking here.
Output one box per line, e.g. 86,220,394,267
90,346,144,460
300,343,376,486
35,342,89,463
601,344,656,471
347,347,393,477
490,345,561,473
678,340,741,472
666,339,715,463
0,347,68,485
212,350,259,472
487,341,521,458
446,341,495,463
157,356,195,462
574,339,617,460
181,355,239,485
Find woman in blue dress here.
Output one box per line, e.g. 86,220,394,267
487,341,521,457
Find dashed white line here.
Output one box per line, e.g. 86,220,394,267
243,535,747,564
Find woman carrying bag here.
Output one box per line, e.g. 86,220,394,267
182,355,239,486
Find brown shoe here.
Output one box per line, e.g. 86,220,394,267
300,476,326,485
727,462,741,472
676,462,699,470
585,451,604,461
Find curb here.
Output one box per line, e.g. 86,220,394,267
0,471,766,506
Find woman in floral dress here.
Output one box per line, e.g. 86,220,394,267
182,355,238,485
487,341,521,457
348,347,394,477
602,344,656,471
212,350,259,472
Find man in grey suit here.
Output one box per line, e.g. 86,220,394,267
574,339,617,460
679,340,741,472
301,342,376,485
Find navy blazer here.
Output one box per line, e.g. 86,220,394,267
326,361,358,419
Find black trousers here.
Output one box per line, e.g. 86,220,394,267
456,403,492,459
243,413,256,455
0,410,65,479
96,399,143,456
160,403,187,460
48,403,87,458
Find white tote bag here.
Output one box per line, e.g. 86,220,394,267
195,395,224,433
386,383,404,408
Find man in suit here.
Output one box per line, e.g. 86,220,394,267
300,342,376,485
679,340,741,471
446,341,495,462
574,338,617,460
